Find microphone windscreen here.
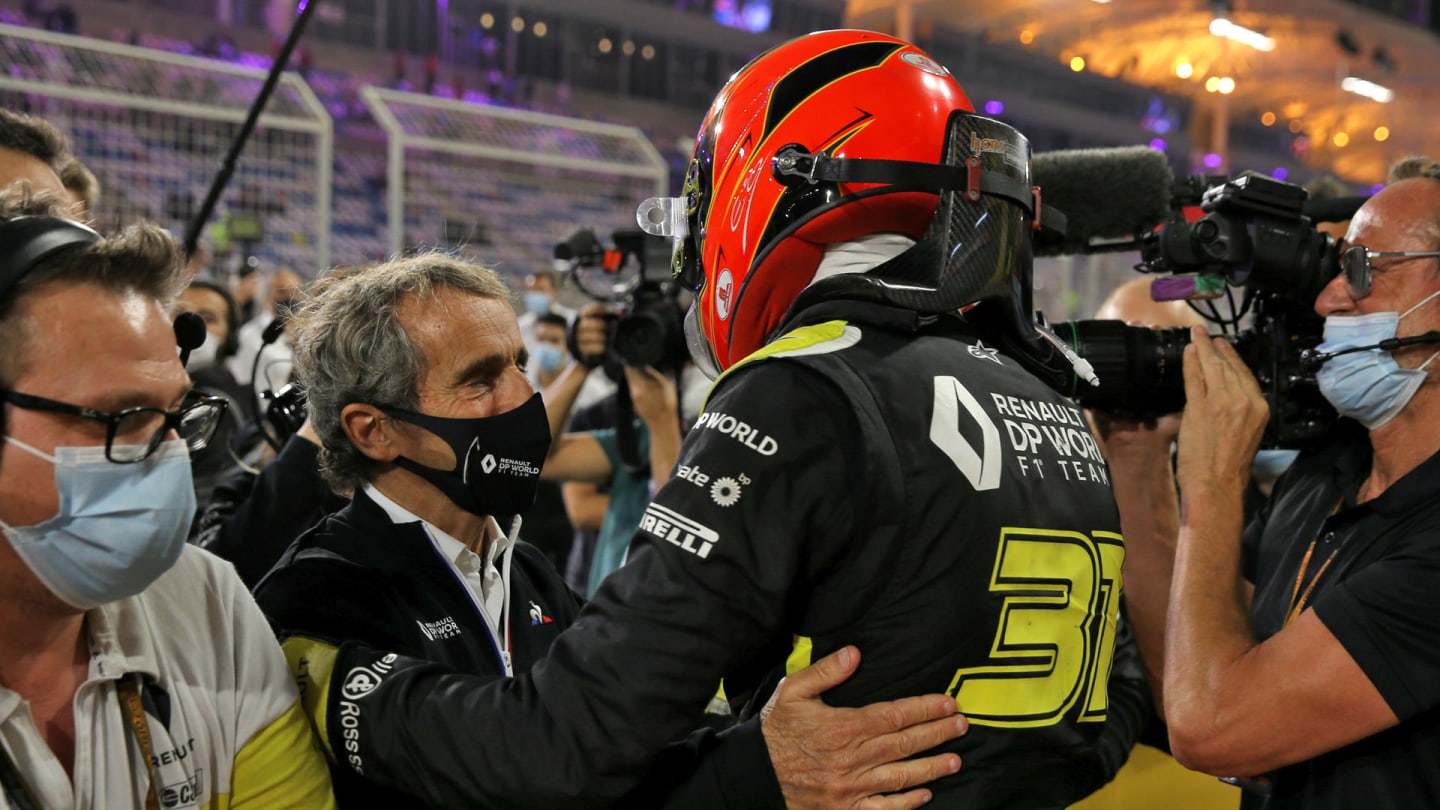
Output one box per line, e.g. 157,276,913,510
173,311,207,353
1033,146,1175,256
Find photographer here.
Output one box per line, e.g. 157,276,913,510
539,303,683,595
1114,167,1440,808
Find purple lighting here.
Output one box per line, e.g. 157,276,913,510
1203,152,1223,169
984,100,1004,116
1149,138,1167,151
1371,183,1386,195
1272,167,1288,181
296,0,308,13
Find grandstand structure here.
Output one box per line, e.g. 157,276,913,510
0,21,333,274
360,86,668,272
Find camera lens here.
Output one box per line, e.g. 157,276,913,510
1051,320,1190,417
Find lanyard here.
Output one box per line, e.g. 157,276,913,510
0,677,158,810
116,676,161,810
1284,499,1346,628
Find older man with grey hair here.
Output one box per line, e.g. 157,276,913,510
255,252,969,810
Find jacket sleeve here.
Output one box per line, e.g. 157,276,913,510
302,363,862,808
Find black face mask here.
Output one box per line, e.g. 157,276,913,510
381,393,552,517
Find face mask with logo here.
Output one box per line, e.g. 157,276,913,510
1316,289,1440,430
0,437,195,610
533,343,566,374
382,393,552,517
186,331,221,371
523,291,552,316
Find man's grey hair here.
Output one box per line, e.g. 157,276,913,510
292,253,513,493
0,187,183,387
0,110,71,172
1387,155,1440,184
1385,156,1440,247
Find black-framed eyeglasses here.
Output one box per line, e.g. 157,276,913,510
1340,245,1440,299
0,389,227,463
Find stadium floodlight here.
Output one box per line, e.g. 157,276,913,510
1341,76,1395,103
1209,17,1276,52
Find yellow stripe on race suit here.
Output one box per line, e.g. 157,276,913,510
703,320,861,410
786,635,814,676
217,699,336,809
280,635,341,764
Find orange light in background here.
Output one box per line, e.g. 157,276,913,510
1070,56,1085,72
1288,119,1304,133
1020,29,1035,45
1175,62,1194,78
1217,77,1236,94
1374,126,1391,142
1333,132,1350,147
511,16,525,33
1261,111,1276,126
1204,76,1220,92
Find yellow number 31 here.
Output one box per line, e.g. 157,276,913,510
946,528,1125,728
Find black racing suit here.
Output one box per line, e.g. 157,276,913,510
297,300,1138,808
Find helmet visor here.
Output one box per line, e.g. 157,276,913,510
683,302,722,380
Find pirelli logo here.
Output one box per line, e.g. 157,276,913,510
640,503,719,559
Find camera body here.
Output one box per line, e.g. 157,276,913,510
554,228,689,375
1054,173,1341,447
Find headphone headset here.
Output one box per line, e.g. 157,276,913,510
0,214,205,363
0,215,103,303
184,278,241,359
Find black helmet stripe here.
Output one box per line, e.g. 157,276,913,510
762,41,903,139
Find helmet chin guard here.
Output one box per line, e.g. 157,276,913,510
784,111,1095,393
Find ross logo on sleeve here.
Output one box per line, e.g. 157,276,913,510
337,653,398,775
639,502,720,559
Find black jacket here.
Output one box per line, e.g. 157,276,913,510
254,489,585,809
292,300,1143,808
195,436,346,588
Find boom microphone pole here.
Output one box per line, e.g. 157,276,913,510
183,0,319,259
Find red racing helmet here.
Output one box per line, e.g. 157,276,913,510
644,29,976,373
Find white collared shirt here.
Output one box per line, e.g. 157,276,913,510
0,547,334,809
364,484,511,643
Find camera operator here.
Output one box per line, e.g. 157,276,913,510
1114,165,1440,808
0,189,333,807
539,303,683,595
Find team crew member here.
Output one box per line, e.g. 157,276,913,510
289,30,1144,808
1114,165,1440,808
258,252,969,809
0,191,334,808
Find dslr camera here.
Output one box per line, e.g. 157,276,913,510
1051,173,1344,447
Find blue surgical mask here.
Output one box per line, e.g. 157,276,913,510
523,291,551,316
1316,289,1440,430
0,437,195,610
533,342,565,374
1252,449,1300,482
